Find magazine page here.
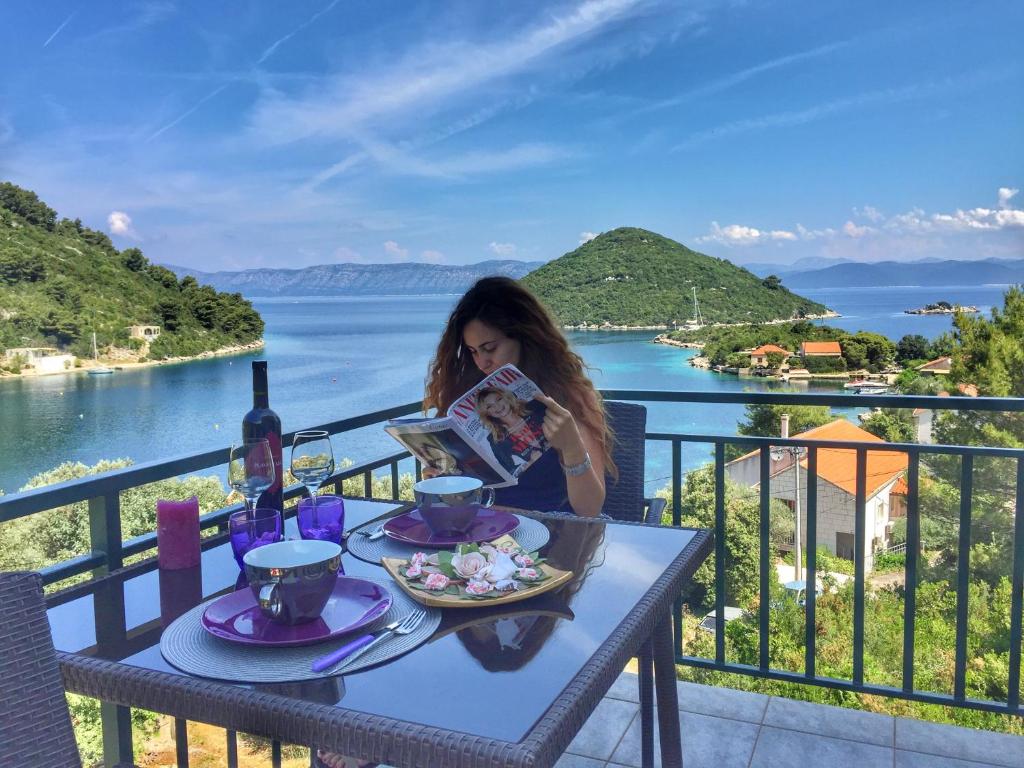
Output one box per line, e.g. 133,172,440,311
446,364,550,480
384,419,512,487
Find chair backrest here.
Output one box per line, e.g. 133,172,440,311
0,571,83,768
601,401,647,522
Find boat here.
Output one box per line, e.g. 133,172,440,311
88,332,113,375
844,379,888,394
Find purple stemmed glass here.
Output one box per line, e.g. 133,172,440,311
228,507,282,569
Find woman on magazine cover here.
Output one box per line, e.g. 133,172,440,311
424,276,616,517
474,386,546,475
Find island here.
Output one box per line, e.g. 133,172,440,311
0,182,264,377
904,301,978,315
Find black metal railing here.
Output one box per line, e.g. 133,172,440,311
4,389,1024,765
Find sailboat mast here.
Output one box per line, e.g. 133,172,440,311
692,286,704,328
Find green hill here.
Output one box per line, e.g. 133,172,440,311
0,182,263,363
521,227,831,326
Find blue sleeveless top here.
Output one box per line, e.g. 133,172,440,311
494,449,572,513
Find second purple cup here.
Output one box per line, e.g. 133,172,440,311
297,495,345,544
228,508,283,569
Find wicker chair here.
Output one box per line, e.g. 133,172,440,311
0,571,137,768
602,401,667,524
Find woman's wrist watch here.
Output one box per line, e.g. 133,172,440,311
561,451,592,477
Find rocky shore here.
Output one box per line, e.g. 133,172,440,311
1,339,265,379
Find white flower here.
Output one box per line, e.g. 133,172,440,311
423,573,450,591
452,551,488,580
410,552,427,566
483,550,518,583
405,564,422,578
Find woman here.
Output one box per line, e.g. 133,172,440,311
425,276,615,517
474,386,546,475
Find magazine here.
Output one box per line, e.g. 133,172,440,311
385,364,549,488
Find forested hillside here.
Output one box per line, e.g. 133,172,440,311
0,183,263,362
521,227,830,326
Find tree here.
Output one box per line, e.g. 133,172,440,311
861,409,915,443
0,182,57,230
121,247,148,272
762,274,782,290
765,351,787,369
896,334,930,364
726,403,833,460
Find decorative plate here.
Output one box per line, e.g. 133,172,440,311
381,534,572,609
201,576,392,647
382,507,519,548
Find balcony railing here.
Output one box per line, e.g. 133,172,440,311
3,389,1023,764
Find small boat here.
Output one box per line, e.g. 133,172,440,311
88,332,113,375
844,379,888,394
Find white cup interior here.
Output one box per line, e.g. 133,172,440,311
414,475,483,495
244,539,341,568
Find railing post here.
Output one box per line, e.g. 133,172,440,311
101,702,134,767
88,492,123,576
714,442,726,665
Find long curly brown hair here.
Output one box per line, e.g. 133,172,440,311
425,277,617,479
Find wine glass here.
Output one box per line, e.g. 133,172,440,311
291,431,335,522
228,438,275,518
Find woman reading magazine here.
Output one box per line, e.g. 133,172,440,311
424,276,616,517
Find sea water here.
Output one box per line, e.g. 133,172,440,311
0,285,1011,494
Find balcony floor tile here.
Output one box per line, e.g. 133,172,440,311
896,718,1024,768
763,694,894,746
749,726,894,768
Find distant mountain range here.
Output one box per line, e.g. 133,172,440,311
162,259,545,297
771,258,1024,288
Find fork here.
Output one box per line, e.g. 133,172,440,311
355,523,387,541
311,610,427,673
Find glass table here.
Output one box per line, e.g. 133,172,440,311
48,499,711,768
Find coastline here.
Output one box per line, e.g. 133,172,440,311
0,339,265,380
567,310,841,333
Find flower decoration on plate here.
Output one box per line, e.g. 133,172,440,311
397,535,548,600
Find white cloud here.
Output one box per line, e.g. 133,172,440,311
420,249,445,263
843,220,874,238
579,231,599,244
383,240,409,259
854,205,885,222
698,188,1023,249
107,210,136,238
489,241,517,256
697,222,796,246
998,187,1019,209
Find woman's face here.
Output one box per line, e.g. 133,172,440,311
480,391,513,420
463,319,521,376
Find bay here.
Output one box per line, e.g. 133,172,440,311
0,284,1011,495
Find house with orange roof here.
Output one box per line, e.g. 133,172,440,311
916,356,952,375
799,340,842,358
749,344,790,368
726,418,909,570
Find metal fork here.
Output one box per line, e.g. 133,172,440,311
355,523,386,540
311,610,427,673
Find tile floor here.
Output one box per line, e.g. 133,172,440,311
555,673,1024,768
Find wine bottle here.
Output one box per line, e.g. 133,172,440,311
242,360,283,512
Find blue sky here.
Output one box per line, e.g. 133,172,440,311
1,1,1021,271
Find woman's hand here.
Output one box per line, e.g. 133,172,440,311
533,393,586,464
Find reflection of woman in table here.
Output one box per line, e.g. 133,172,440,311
475,387,546,475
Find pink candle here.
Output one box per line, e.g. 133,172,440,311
156,496,201,569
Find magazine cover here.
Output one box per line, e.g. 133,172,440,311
385,364,549,487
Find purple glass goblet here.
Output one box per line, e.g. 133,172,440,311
297,495,345,544
229,508,283,569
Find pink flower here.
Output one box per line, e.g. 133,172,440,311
452,551,488,580
514,554,534,567
465,580,493,595
423,573,450,591
517,568,539,580
410,552,427,566
405,564,422,578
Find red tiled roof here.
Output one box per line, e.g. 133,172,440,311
800,341,842,355
916,356,952,372
891,475,909,495
750,344,790,356
729,418,909,498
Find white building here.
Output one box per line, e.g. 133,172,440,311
726,418,908,571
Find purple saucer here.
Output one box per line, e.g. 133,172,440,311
201,576,392,647
383,508,519,548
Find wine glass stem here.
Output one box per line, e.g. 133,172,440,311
307,487,318,527
245,496,257,521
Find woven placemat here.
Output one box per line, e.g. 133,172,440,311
346,514,550,565
160,576,441,682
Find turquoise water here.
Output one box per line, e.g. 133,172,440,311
0,284,1011,494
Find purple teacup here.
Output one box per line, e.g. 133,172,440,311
228,508,282,570
413,476,495,536
243,539,342,625
297,495,345,544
